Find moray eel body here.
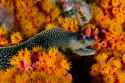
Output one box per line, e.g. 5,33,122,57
0,28,96,69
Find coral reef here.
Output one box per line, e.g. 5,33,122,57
0,0,80,46
0,0,125,83
87,0,125,83
91,51,125,83
0,47,72,83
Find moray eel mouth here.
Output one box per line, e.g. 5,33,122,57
75,47,96,56
74,37,96,56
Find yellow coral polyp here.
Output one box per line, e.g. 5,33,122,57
112,0,120,7
11,32,23,44
90,64,100,76
0,37,8,46
100,0,110,9
109,22,123,35
109,58,122,69
96,53,108,62
45,23,57,30
104,75,115,83
58,16,79,32
41,0,54,13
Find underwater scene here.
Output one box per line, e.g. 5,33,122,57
0,0,125,83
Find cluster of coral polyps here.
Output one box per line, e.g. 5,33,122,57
91,50,125,83
87,0,125,83
0,0,79,46
0,28,23,46
1,0,125,83
0,47,72,83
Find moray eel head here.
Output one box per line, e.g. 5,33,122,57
69,35,96,56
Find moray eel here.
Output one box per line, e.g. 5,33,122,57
0,27,96,69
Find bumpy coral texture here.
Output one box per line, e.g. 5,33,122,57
0,0,79,47
88,0,125,83
0,47,72,83
0,0,75,82
0,0,125,83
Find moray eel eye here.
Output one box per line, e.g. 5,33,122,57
76,34,84,40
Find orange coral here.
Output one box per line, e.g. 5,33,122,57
0,0,80,46
7,47,72,83
10,32,23,44
0,37,8,46
91,51,125,83
0,27,9,46
10,48,31,71
35,48,70,75
11,0,51,38
89,0,125,83
0,27,8,36
58,16,79,32
1,0,125,83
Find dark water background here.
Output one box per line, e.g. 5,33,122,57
70,56,96,83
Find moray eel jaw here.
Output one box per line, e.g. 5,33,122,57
73,48,96,56
69,36,96,56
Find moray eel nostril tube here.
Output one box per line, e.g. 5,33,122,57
0,27,96,69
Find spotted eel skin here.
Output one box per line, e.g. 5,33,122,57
0,27,95,69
